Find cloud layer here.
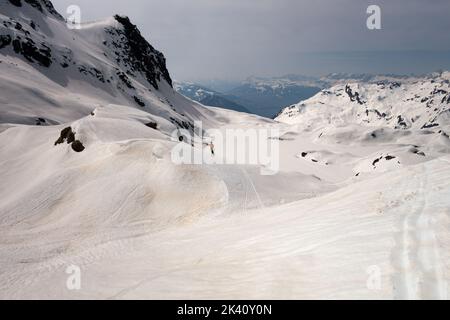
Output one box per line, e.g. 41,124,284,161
53,0,450,80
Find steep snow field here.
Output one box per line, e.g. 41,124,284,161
1,0,449,300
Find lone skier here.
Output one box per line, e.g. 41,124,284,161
209,141,215,156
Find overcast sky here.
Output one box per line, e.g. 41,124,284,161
52,0,450,81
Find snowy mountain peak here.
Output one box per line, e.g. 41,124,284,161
0,0,200,128
0,1,172,89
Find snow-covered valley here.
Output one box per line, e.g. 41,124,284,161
0,0,449,300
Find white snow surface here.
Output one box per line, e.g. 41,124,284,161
0,0,449,300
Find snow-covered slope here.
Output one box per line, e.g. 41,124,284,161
174,81,250,113
0,0,449,300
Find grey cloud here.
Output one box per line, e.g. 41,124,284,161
52,0,450,80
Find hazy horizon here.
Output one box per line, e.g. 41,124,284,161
52,0,450,82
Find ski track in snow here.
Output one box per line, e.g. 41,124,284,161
391,162,447,299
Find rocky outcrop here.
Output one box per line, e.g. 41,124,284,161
11,37,52,67
345,85,364,105
54,127,85,152
1,10,53,67
0,35,12,49
54,127,75,145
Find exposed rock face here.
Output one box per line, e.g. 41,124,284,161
7,0,64,20
345,85,364,105
12,37,52,67
71,140,85,152
7,0,21,6
134,96,146,107
106,15,173,90
54,127,75,145
1,2,54,67
145,122,158,129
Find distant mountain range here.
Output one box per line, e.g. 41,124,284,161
175,76,322,118
224,76,322,118
173,82,250,113
176,73,417,119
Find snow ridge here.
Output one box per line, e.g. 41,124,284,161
276,73,450,134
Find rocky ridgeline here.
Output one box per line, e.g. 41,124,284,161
276,73,450,135
0,11,52,67
107,15,172,90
